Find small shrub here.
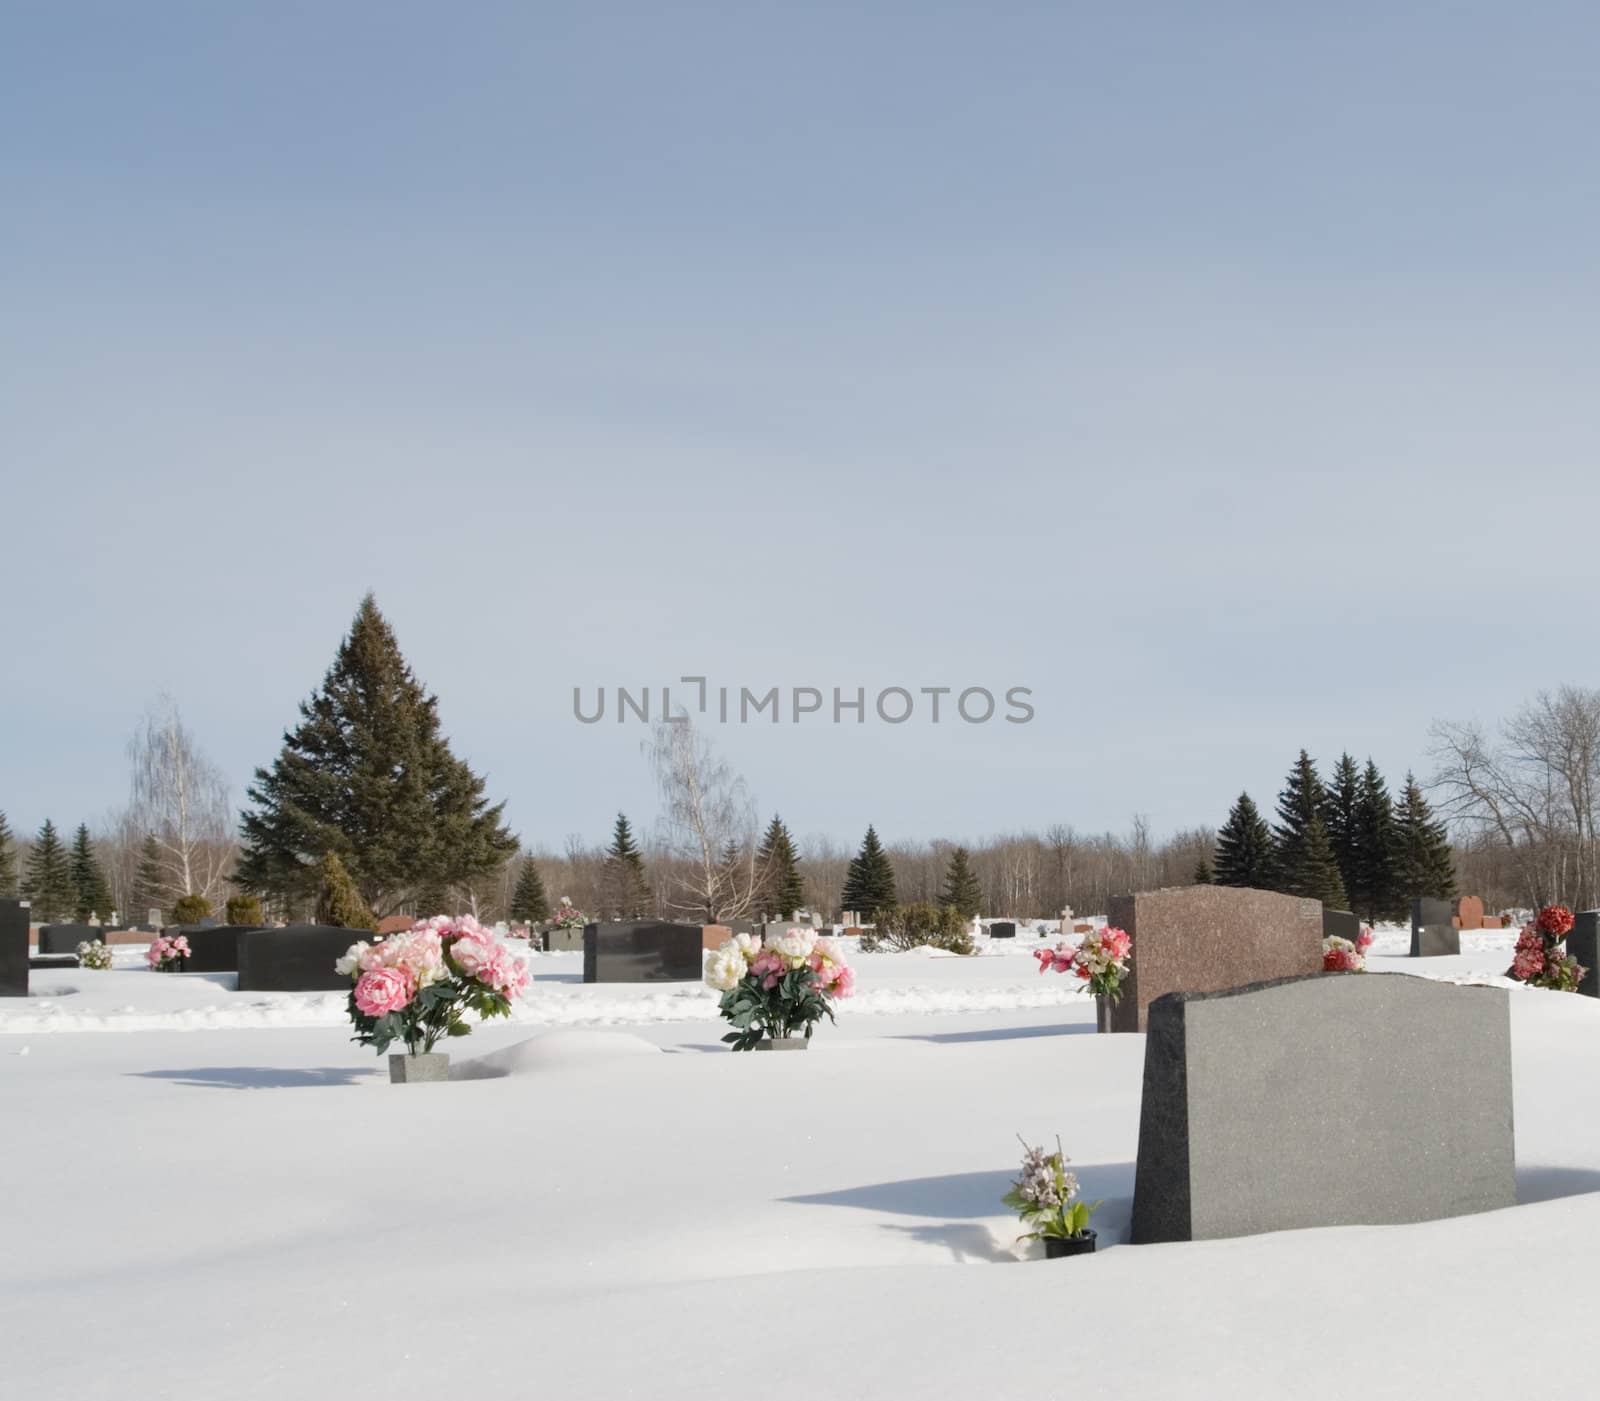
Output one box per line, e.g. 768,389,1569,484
77,940,113,970
873,902,976,955
225,894,264,925
171,893,212,924
315,852,377,932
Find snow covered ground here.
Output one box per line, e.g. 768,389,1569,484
3,927,1599,1400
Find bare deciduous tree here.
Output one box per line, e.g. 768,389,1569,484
645,720,758,922
1429,686,1600,909
125,696,236,906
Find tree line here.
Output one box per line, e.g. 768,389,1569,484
3,594,1584,927
1208,751,1455,922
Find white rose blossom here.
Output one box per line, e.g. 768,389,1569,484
705,946,749,992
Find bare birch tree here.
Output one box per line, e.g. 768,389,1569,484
125,696,236,906
645,719,758,922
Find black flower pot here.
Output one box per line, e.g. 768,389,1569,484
1043,1231,1097,1259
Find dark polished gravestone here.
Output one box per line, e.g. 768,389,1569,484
30,954,80,970
37,923,100,955
170,924,263,973
1322,908,1362,944
1130,973,1516,1244
1102,886,1324,1033
237,926,358,992
583,922,705,983
1410,897,1460,957
1571,911,1600,999
988,921,1018,939
1,898,31,996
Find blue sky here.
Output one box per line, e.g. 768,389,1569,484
3,2,1597,851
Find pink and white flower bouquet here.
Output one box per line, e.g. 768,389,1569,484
337,915,530,1056
705,927,855,1050
1323,924,1375,972
1034,925,1132,1002
1507,905,1587,992
146,933,190,972
550,898,587,931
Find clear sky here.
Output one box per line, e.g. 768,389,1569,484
4,2,1597,852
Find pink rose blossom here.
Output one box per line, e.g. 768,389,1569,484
354,967,416,1017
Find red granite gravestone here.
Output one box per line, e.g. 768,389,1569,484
1101,886,1324,1033
1456,896,1485,931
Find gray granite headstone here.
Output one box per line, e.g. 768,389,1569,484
1410,897,1459,957
1322,908,1361,944
0,898,29,997
1570,910,1599,999
1130,973,1515,1244
582,921,704,983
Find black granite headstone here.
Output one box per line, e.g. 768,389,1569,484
582,921,705,983
1410,897,1459,957
237,926,356,992
30,954,79,970
1322,909,1361,944
1570,910,1599,999
174,924,262,973
988,921,1017,939
38,924,99,955
1,898,31,997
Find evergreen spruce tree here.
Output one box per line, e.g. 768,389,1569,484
238,595,519,915
1296,814,1349,910
1351,760,1402,923
1393,772,1458,903
132,834,166,922
509,855,551,924
1270,750,1329,897
314,852,377,931
0,811,16,897
1322,753,1362,904
1193,854,1214,885
1213,793,1275,888
601,814,653,917
840,825,897,918
939,846,983,918
23,819,74,923
68,823,113,921
756,816,806,918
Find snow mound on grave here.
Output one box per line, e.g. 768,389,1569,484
452,1030,662,1079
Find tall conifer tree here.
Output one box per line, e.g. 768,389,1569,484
238,595,518,914
841,825,897,918
757,816,805,919
1393,773,1457,903
1322,753,1362,902
69,824,113,921
1271,750,1329,897
939,846,983,918
602,814,653,917
1213,793,1274,888
509,854,551,924
132,834,167,922
1350,760,1402,923
24,819,74,923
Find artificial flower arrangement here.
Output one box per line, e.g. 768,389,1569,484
77,939,113,970
1034,924,1132,1001
1507,905,1587,992
1323,924,1376,972
1003,1136,1103,1256
337,915,530,1058
550,898,587,930
146,933,190,972
705,926,855,1050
